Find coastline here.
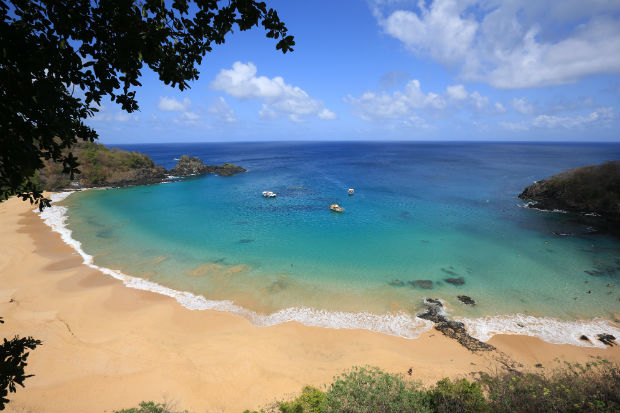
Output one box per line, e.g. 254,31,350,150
45,192,620,348
0,196,618,412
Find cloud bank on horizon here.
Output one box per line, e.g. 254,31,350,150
90,0,619,143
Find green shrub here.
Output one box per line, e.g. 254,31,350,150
114,401,184,413
325,366,430,413
428,378,487,413
279,386,327,413
481,360,620,413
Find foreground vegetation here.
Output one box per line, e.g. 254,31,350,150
117,361,620,413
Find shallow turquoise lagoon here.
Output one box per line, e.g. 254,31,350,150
61,142,620,323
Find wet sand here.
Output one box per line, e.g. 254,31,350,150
0,197,617,412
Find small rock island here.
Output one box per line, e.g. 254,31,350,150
519,160,620,233
169,155,246,177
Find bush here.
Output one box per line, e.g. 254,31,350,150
481,360,620,413
114,401,186,413
279,386,327,413
325,366,430,413
428,378,487,413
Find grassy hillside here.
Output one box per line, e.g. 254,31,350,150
35,141,167,190
519,160,620,220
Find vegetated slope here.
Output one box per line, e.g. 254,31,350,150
35,142,246,191
519,160,620,224
35,141,168,190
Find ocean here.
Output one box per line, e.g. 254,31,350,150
42,141,620,346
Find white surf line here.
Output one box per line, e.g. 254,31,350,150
36,192,619,347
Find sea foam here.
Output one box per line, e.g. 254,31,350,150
38,192,619,347
37,192,433,339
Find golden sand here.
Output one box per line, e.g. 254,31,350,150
0,197,617,412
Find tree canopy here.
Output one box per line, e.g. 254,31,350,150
0,0,294,208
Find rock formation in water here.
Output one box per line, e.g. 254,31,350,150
417,298,494,352
169,155,246,177
518,161,620,233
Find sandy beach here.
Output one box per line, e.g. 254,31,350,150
0,196,617,413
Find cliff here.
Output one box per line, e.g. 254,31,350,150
36,142,168,190
35,142,246,191
519,160,620,231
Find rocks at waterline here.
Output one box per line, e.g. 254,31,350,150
417,298,494,352
169,155,246,177
597,333,616,346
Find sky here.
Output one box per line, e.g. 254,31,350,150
91,0,620,144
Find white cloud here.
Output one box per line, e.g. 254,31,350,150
157,96,191,112
346,80,498,121
318,108,337,120
501,106,614,130
211,61,334,121
494,102,507,113
511,97,534,115
208,97,237,123
374,0,620,88
446,84,468,100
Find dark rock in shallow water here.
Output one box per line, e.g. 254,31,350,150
418,298,446,323
417,298,494,352
597,333,616,346
408,280,434,289
444,277,465,286
457,295,476,305
441,267,458,276
388,279,406,287
580,335,590,342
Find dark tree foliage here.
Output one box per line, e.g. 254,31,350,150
0,317,42,410
0,0,294,209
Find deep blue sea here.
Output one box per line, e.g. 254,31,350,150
53,142,620,343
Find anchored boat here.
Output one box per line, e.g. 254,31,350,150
330,204,344,212
262,191,276,198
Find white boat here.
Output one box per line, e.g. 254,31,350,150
348,188,355,195
262,191,276,198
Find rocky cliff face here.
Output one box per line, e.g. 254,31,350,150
37,144,246,191
169,155,246,177
519,160,620,233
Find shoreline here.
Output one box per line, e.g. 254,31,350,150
46,191,620,348
0,196,618,412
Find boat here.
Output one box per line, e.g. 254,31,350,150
348,188,355,195
262,191,277,198
330,204,344,212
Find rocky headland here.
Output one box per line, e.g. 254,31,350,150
169,155,246,177
519,160,620,234
36,142,245,191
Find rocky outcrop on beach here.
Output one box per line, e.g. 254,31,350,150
169,155,246,177
418,298,494,352
519,161,620,233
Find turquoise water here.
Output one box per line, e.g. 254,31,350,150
61,142,620,322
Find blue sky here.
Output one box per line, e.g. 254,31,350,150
91,0,620,144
